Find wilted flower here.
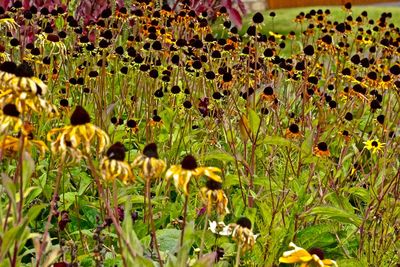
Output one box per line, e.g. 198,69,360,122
0,104,23,133
165,155,222,195
229,217,258,252
200,179,229,215
132,143,166,178
47,106,109,159
100,142,134,184
0,122,48,156
279,242,338,267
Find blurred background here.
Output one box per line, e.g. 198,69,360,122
244,0,400,12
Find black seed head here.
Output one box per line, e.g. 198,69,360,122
321,34,332,44
377,115,384,124
0,61,17,74
60,99,69,107
15,62,34,77
206,179,222,190
370,100,381,110
289,124,299,133
304,45,314,56
47,34,60,43
252,12,264,24
371,141,378,147
107,142,126,161
317,142,328,151
263,86,274,95
308,247,325,260
143,143,159,159
236,217,252,229
3,104,20,117
183,100,192,109
345,112,353,121
127,119,137,128
70,106,90,125
181,155,197,170
390,64,400,75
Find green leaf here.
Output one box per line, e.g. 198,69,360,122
296,224,336,249
263,136,292,147
22,151,35,188
204,152,235,163
141,228,180,253
176,221,195,267
309,206,362,227
27,204,47,224
248,108,260,137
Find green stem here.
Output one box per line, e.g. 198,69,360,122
235,242,242,267
199,212,209,258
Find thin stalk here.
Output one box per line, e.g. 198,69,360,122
199,212,209,258
145,176,163,266
180,193,189,247
234,242,242,267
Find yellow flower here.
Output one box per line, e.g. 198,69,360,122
363,139,385,154
132,143,166,178
0,62,48,95
0,17,19,32
0,104,23,134
279,242,338,267
200,179,229,216
165,155,222,195
0,61,57,116
36,33,67,58
47,106,110,159
100,142,134,184
229,217,258,252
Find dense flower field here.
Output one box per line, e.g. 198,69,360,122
0,0,399,266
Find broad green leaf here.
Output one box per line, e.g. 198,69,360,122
141,228,181,253
263,136,292,147
309,206,362,227
204,151,235,163
248,108,260,137
176,221,195,267
296,224,336,249
22,151,35,188
27,204,47,224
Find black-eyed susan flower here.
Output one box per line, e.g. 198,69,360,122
279,242,338,267
3,62,48,95
0,17,19,32
200,179,229,216
132,143,166,178
47,106,109,158
314,142,330,157
100,142,134,184
285,123,302,139
36,32,67,57
229,217,258,252
363,139,384,154
165,155,222,195
0,104,23,133
0,62,57,115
